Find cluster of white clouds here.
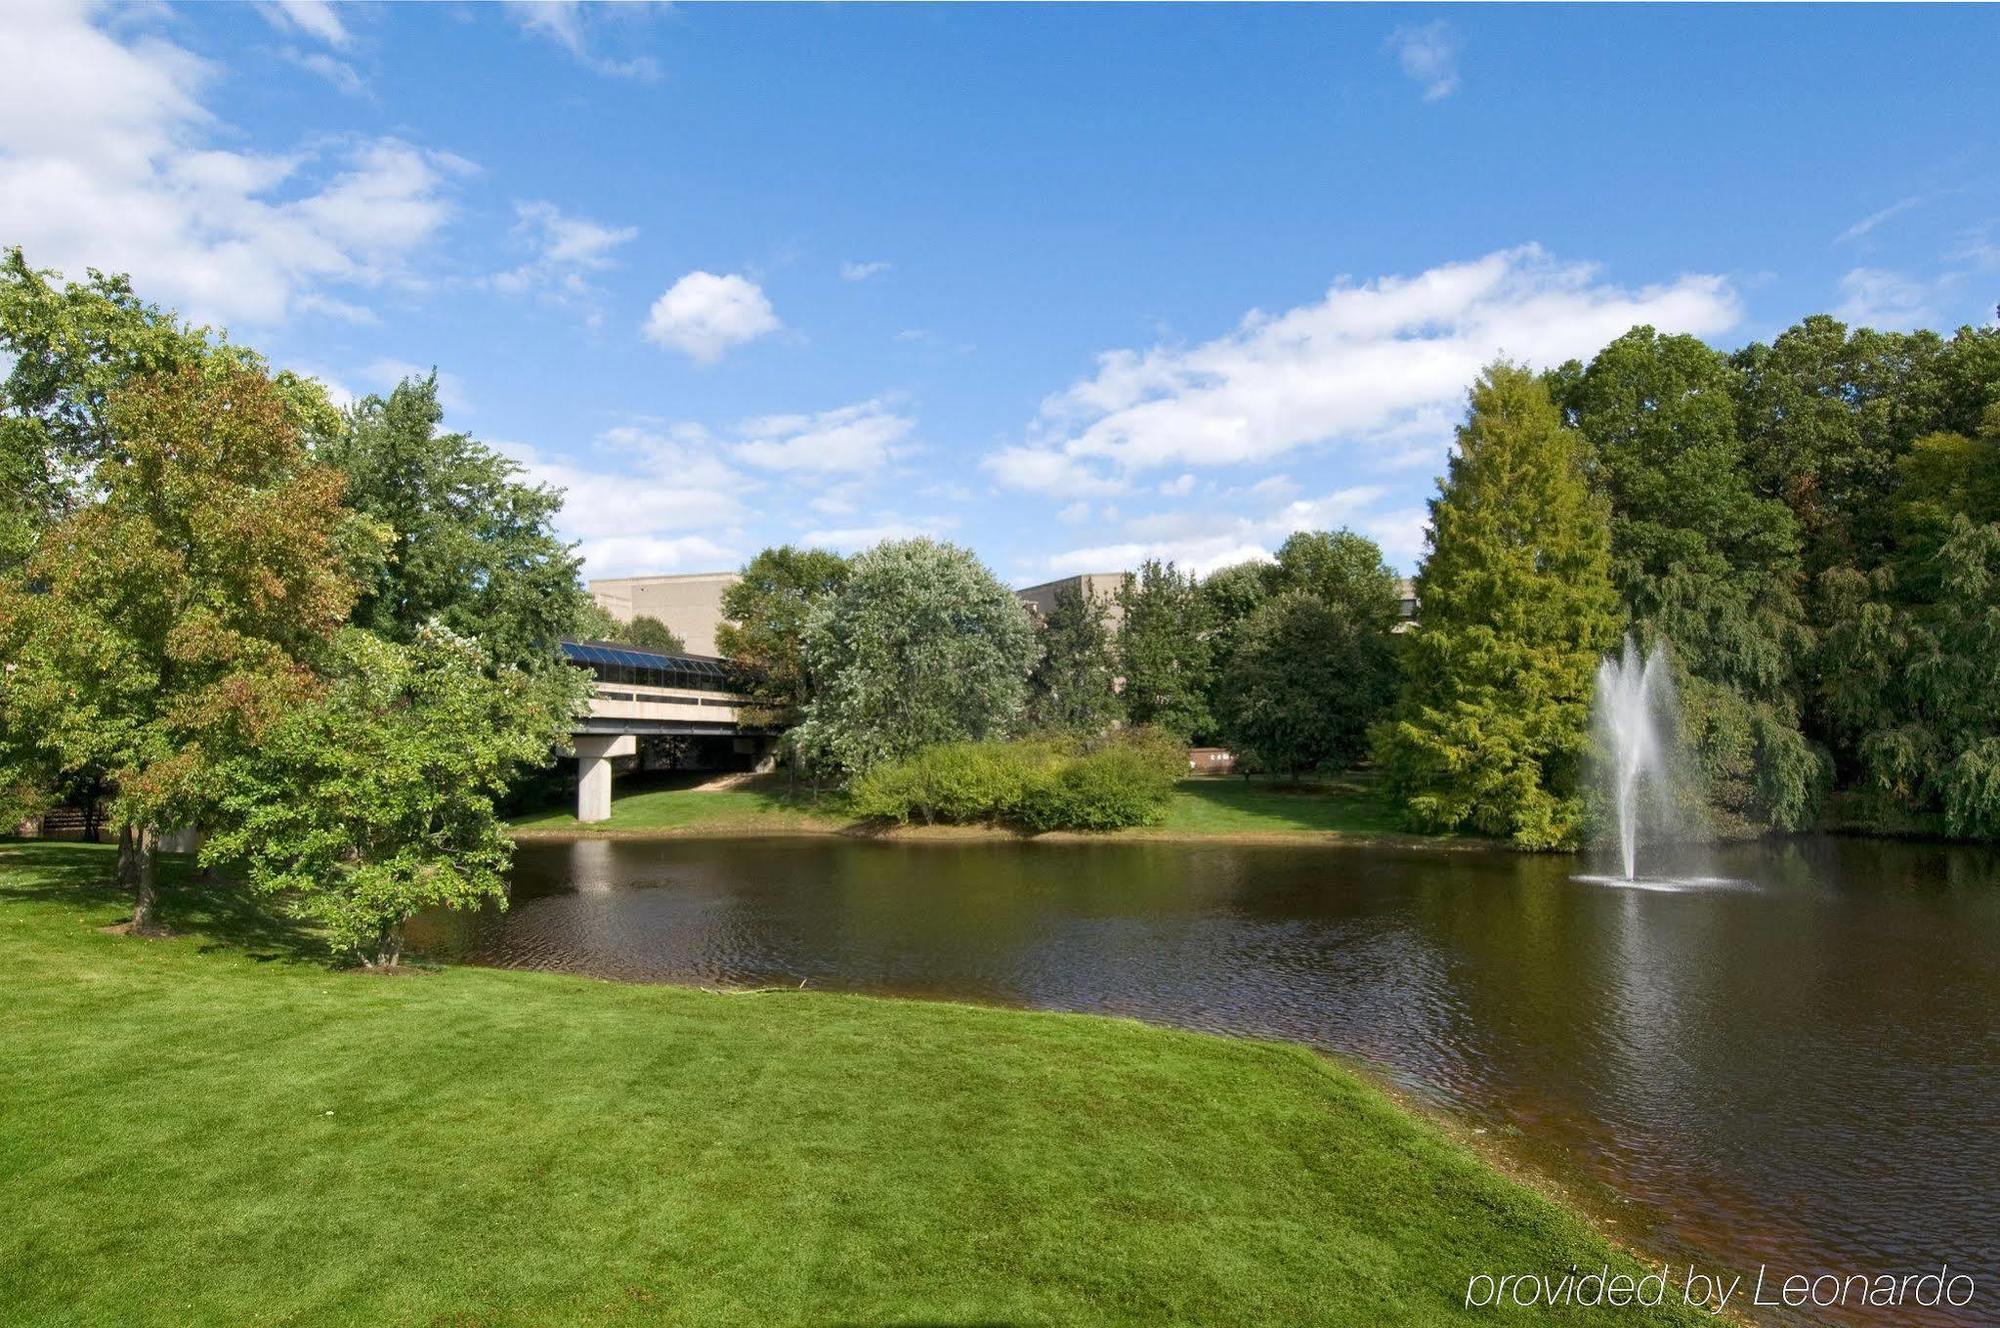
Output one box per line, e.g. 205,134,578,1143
984,245,1740,501
642,271,781,363
0,0,463,328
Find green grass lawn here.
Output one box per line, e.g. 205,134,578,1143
0,840,1690,1327
513,770,1432,843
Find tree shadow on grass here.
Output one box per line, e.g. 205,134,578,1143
0,838,328,966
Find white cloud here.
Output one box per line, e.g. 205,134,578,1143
498,426,750,578
285,49,365,97
1835,197,1924,245
1834,267,1938,330
1056,501,1092,524
982,444,1128,497
1038,484,1432,579
504,1,660,80
642,271,780,363
735,398,914,474
258,1,350,48
993,246,1739,492
491,199,637,305
1389,21,1460,102
0,2,461,328
1158,473,1195,497
802,519,950,552
841,260,891,282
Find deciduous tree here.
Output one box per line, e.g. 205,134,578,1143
793,540,1035,779
1221,590,1396,778
1116,559,1213,743
715,545,851,728
1023,583,1121,733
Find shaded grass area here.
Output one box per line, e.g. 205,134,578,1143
514,770,1438,844
2,840,1690,1327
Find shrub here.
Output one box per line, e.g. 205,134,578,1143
851,735,1176,831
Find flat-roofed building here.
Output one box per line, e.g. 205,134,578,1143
1015,571,1130,631
589,571,741,657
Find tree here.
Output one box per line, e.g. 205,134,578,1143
0,364,366,929
1267,530,1402,632
204,627,588,967
1023,583,1121,733
1117,560,1213,743
319,373,594,670
1196,560,1272,680
714,545,850,727
1554,328,1824,831
1221,591,1397,778
615,615,686,654
1,248,338,570
792,539,1035,779
1374,364,1623,848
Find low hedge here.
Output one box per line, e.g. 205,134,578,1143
852,731,1181,831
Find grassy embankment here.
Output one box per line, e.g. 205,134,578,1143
2,839,1694,1327
512,770,1433,843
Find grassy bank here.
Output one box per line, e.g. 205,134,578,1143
513,771,1444,844
2,840,1690,1327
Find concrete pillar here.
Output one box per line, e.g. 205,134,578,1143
573,735,635,823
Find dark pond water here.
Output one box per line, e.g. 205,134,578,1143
408,835,2000,1324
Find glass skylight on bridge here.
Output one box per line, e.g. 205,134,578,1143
560,640,737,694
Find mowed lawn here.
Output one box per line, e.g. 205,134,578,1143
514,770,1432,843
0,841,1694,1327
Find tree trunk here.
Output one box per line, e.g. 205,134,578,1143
373,922,404,970
130,826,162,935
116,822,139,889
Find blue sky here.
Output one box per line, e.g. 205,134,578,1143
5,2,1997,584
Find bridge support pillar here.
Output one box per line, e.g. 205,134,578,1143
574,735,635,823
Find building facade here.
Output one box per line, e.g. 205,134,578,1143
1014,572,1130,631
588,571,741,657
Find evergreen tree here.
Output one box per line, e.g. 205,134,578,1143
1555,328,1825,831
1116,560,1213,743
1374,363,1623,848
1023,584,1122,733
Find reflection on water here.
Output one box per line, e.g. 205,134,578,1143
408,835,2000,1325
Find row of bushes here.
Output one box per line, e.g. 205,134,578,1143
850,729,1184,831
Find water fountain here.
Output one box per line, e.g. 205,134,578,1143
1593,636,1677,881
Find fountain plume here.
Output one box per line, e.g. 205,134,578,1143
1591,636,1685,881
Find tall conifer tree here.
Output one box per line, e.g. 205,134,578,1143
1375,363,1622,848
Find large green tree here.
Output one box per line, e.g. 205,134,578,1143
715,545,851,728
204,626,587,967
1553,328,1825,831
320,373,594,670
0,249,338,570
1116,560,1213,743
0,365,366,929
1023,583,1122,733
1267,530,1403,632
614,615,686,654
1221,590,1397,778
793,540,1035,779
1375,363,1623,848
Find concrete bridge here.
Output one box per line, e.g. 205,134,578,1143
560,640,773,822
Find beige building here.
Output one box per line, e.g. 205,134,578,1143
589,571,741,657
1014,572,1130,631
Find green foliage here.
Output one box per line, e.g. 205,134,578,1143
1553,327,1826,832
1116,559,1213,742
851,732,1180,831
319,373,593,669
0,363,366,923
793,539,1036,780
615,615,686,654
1023,584,1122,733
715,545,851,727
1375,364,1623,848
0,249,338,571
1267,530,1402,632
203,627,587,967
1196,560,1273,673
1220,590,1398,778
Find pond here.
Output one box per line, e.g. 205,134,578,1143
408,834,2000,1323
